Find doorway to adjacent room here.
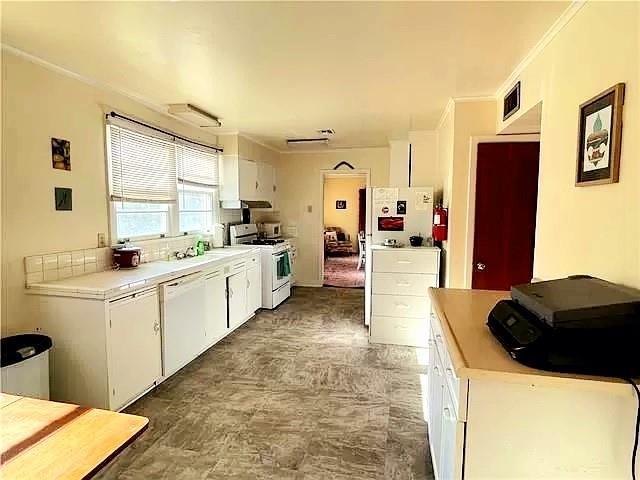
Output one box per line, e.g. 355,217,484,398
322,173,368,288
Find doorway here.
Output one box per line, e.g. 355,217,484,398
322,174,368,288
470,141,540,290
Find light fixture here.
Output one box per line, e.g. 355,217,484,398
286,138,329,146
167,104,221,128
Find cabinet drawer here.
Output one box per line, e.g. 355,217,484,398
370,315,428,347
229,259,247,274
373,249,439,274
372,294,429,319
372,272,437,296
430,315,462,416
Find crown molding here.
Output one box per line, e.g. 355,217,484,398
494,0,586,97
435,98,455,131
237,132,282,154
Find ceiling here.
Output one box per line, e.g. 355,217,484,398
2,1,568,151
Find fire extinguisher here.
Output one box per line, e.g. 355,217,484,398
433,205,448,242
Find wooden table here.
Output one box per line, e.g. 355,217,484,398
0,393,148,479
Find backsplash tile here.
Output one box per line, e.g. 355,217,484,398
24,234,214,287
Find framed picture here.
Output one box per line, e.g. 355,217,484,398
396,200,407,215
51,138,71,171
336,200,347,210
576,83,625,186
54,187,72,211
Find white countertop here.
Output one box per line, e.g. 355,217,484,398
370,244,440,251
26,246,259,300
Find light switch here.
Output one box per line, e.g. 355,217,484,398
97,233,106,248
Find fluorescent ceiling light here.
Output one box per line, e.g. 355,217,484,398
167,104,221,128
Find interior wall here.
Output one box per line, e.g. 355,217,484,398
274,148,389,286
408,130,439,191
1,52,221,335
496,2,640,288
436,100,497,288
323,175,367,251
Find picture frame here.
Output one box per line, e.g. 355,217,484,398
576,83,625,186
336,200,347,210
51,138,71,171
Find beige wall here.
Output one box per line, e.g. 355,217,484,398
1,52,221,335
323,175,367,251
496,2,639,288
434,100,496,288
275,148,389,286
408,130,439,191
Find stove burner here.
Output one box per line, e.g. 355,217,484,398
250,238,285,246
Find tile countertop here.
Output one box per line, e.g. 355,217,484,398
26,246,259,300
428,288,633,391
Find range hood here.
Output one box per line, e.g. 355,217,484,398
221,199,272,209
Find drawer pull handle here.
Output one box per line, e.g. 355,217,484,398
395,303,410,309
396,281,410,287
397,260,411,264
433,365,441,375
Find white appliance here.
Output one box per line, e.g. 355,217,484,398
364,186,435,326
230,224,292,309
160,272,206,377
259,222,282,239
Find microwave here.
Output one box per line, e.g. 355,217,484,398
261,222,281,238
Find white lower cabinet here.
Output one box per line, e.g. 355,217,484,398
228,269,248,330
108,288,162,410
369,248,440,347
204,268,228,347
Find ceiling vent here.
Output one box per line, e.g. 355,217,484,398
317,129,335,136
167,104,222,128
286,138,329,147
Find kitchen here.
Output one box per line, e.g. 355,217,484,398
1,2,640,479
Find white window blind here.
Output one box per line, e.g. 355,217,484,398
107,123,178,203
176,142,220,187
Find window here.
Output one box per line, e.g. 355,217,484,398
106,115,221,242
178,186,218,233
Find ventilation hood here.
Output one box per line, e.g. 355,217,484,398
221,199,272,209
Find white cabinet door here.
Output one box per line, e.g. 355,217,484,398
428,339,445,478
256,162,274,203
204,269,228,347
439,387,458,480
239,159,258,200
108,289,162,410
246,264,262,314
228,270,248,329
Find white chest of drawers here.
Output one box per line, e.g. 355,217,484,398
369,246,440,347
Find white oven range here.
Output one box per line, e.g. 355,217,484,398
229,224,291,309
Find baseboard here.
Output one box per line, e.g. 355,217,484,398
295,282,323,288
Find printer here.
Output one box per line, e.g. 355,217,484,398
488,275,640,377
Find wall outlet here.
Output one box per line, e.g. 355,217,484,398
97,233,106,248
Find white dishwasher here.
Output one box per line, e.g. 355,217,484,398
160,272,206,377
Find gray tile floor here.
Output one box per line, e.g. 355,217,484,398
96,287,433,479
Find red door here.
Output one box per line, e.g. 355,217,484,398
472,142,540,290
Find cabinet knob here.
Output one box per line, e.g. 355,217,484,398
476,262,486,271
153,322,160,333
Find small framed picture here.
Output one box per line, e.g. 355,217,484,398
336,200,347,210
55,187,72,211
576,83,625,186
52,138,71,171
396,200,407,215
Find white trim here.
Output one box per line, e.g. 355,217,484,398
318,168,371,286
436,98,456,131
494,1,586,97
463,134,541,289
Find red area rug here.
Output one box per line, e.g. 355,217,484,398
323,255,365,289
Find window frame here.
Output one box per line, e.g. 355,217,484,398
177,184,219,236
105,120,221,245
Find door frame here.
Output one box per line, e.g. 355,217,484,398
318,169,371,286
463,134,541,289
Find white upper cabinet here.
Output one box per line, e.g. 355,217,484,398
220,154,275,208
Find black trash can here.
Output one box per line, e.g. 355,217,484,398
1,334,53,399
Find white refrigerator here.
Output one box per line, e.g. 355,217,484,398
364,186,435,326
